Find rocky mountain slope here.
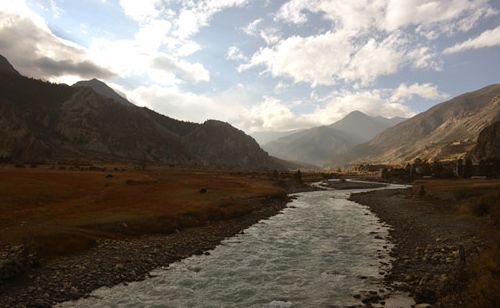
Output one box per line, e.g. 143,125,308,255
0,55,19,75
73,79,132,106
0,56,282,170
470,118,500,161
335,85,500,166
262,111,405,166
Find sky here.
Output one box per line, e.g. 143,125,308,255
0,0,499,134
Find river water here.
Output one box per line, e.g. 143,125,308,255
62,183,412,308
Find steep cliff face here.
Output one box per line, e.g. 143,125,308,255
0,56,283,170
470,118,500,161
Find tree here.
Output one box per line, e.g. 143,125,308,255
295,169,303,183
432,160,444,177
463,157,473,178
272,169,279,178
381,167,388,179
456,159,464,177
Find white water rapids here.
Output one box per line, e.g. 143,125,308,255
62,183,413,307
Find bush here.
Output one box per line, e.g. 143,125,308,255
418,185,426,196
470,193,500,223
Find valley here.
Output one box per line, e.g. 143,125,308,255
1,1,500,305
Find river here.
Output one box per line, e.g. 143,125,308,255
61,183,414,307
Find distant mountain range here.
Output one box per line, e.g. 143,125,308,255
0,55,282,170
262,111,405,166
251,130,300,145
334,85,500,166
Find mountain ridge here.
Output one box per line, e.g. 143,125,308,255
333,84,500,166
263,111,405,166
0,55,283,170
72,78,132,106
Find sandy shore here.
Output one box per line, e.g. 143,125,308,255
350,188,486,307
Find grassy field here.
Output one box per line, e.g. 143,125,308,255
0,166,312,258
413,178,500,307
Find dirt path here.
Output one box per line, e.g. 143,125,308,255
350,188,487,307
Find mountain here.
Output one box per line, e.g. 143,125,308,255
470,118,500,161
72,78,132,106
0,55,282,170
0,55,20,75
335,85,500,166
251,130,302,145
329,111,405,144
262,111,405,166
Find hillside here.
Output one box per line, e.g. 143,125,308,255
335,85,500,166
0,56,282,170
73,79,132,106
251,130,301,145
470,118,500,161
262,111,405,166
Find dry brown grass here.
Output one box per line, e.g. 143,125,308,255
412,178,500,306
0,166,287,258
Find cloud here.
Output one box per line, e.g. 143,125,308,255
275,0,494,34
0,9,114,81
234,97,315,132
126,83,258,125
444,25,500,54
240,30,409,87
239,82,447,133
242,18,262,36
226,46,248,61
307,89,415,126
152,55,210,83
262,0,497,87
33,56,114,79
118,0,164,22
390,83,448,102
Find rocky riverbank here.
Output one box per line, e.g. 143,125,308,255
320,179,387,190
350,188,487,307
0,192,302,307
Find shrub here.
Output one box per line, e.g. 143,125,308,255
469,192,500,224
418,185,426,196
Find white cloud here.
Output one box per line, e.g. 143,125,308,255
241,30,409,87
341,33,405,87
275,0,494,34
239,82,448,133
233,97,315,132
407,46,442,70
226,46,248,61
152,55,210,83
128,85,222,123
390,83,448,102
259,28,282,45
444,25,500,54
118,0,163,22
240,30,352,86
307,89,415,126
263,0,497,87
242,18,262,36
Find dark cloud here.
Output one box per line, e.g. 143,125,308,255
34,57,115,79
0,13,114,80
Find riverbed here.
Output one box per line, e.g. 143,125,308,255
62,183,412,307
